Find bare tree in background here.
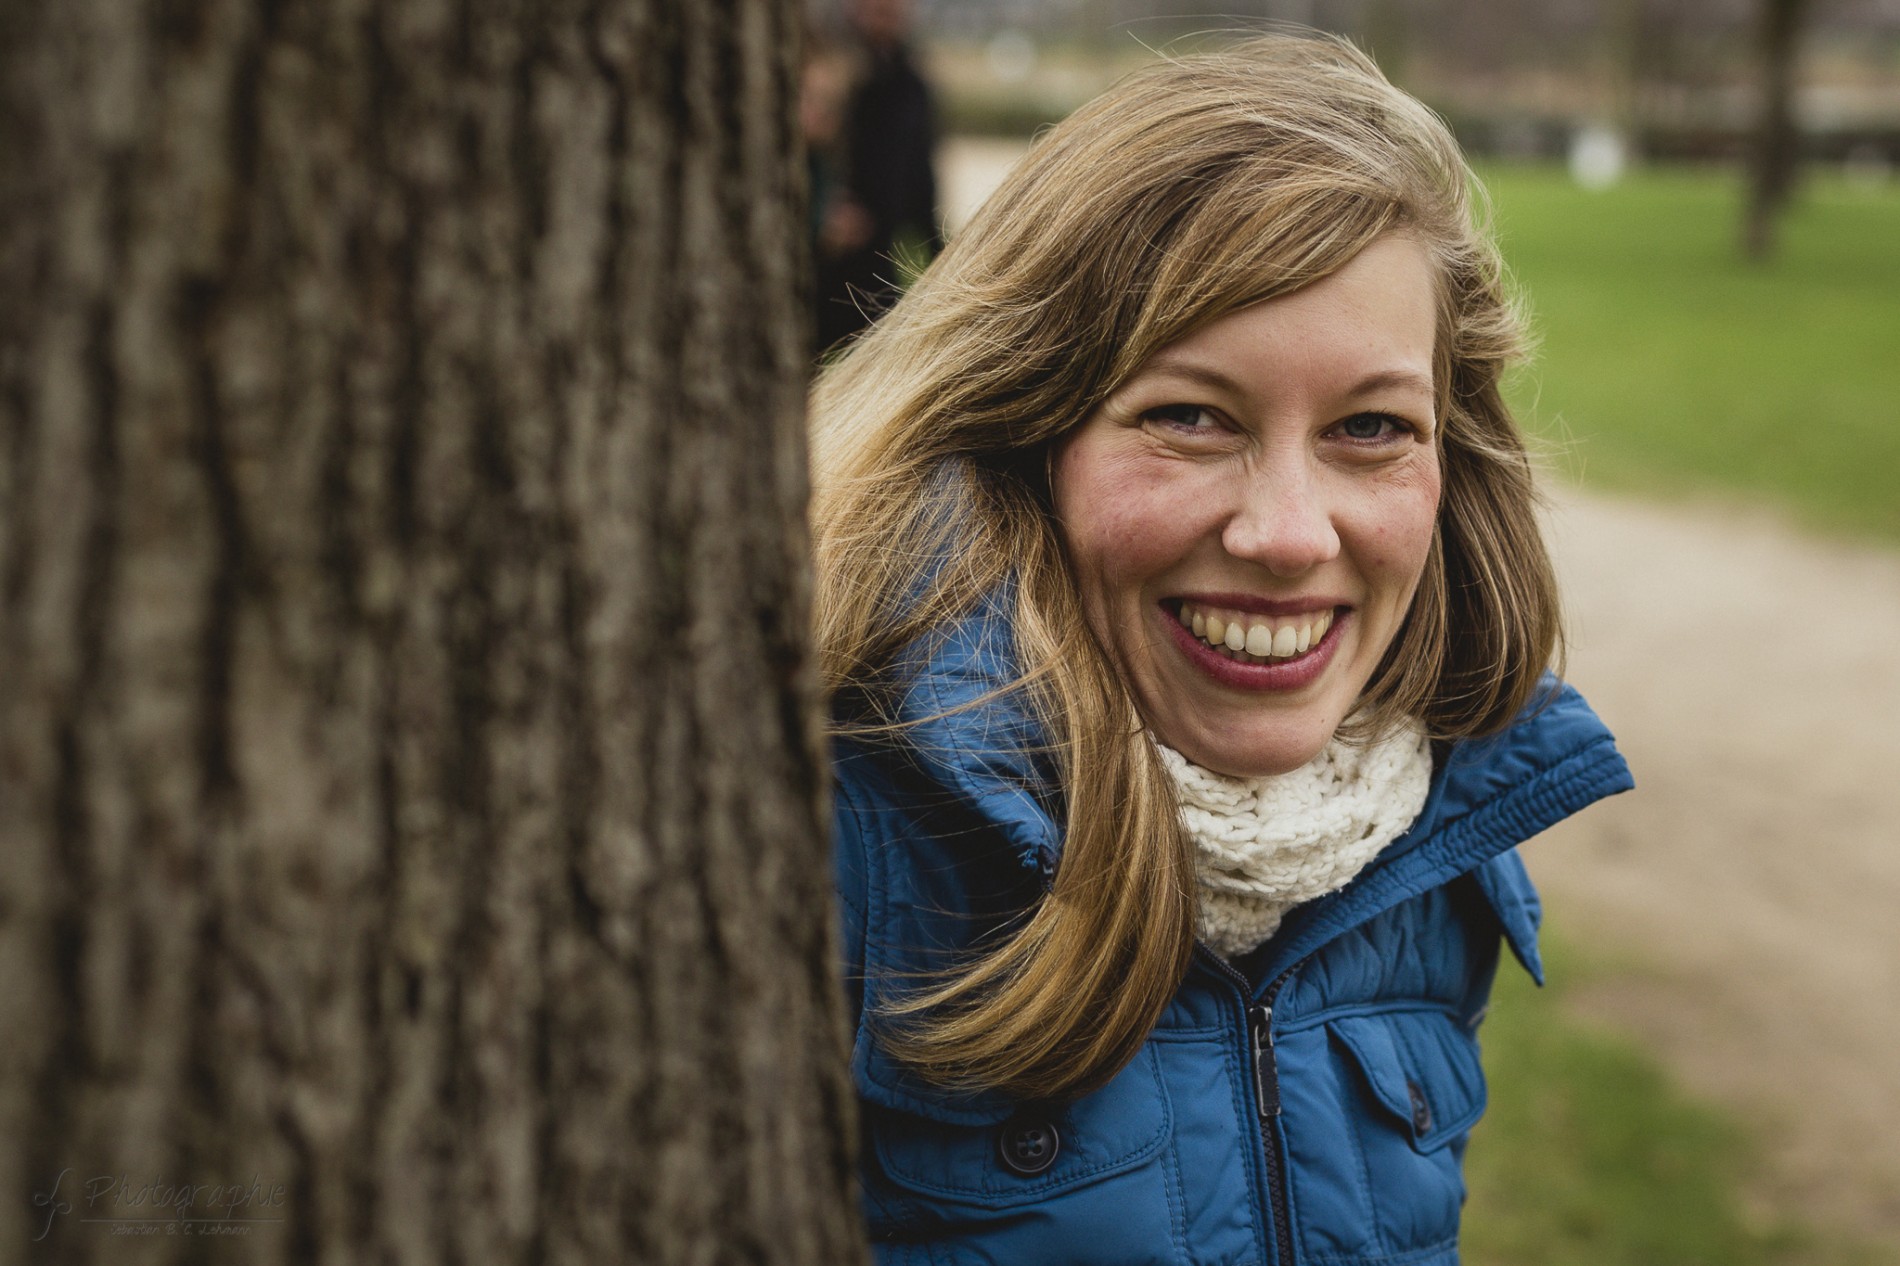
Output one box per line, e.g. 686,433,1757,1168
1743,0,1811,259
0,2,865,1263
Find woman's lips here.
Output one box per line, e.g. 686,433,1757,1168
1161,599,1347,691
1177,599,1335,659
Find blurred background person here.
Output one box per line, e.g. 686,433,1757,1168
813,0,941,352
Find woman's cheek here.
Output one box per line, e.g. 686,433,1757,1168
1360,456,1441,574
1088,494,1195,587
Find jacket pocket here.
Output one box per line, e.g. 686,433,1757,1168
870,1043,1173,1207
862,1044,1183,1265
1329,1008,1487,1153
1282,1008,1488,1261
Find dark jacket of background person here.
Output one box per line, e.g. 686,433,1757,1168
816,37,939,351
831,597,1634,1265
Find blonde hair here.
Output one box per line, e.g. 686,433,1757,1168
810,34,1560,1100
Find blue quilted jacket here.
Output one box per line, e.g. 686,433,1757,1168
832,600,1632,1265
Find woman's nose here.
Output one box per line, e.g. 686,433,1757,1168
1219,465,1342,578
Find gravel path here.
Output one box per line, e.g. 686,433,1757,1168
1536,488,1900,1242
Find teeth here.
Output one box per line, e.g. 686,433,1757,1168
1175,602,1336,664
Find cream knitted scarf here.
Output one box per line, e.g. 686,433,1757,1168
1156,722,1435,959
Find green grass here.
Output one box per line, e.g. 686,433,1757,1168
1481,165,1900,540
1463,938,1881,1266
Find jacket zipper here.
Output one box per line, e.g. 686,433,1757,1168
1250,990,1297,1266
1200,950,1299,1266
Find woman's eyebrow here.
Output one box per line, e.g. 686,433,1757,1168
1349,368,1434,396
1134,357,1434,399
1132,355,1246,394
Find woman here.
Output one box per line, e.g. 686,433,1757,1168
811,36,1631,1266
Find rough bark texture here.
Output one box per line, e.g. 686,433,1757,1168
1742,0,1808,260
0,2,863,1263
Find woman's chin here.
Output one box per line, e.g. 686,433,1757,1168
1155,723,1336,778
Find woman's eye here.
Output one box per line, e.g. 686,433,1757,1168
1143,404,1220,432
1337,413,1408,441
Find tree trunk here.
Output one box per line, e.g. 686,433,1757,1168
0,2,864,1263
1742,0,1808,260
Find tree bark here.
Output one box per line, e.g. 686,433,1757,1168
1742,0,1808,260
0,2,863,1263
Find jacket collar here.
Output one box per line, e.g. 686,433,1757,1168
891,583,1063,879
1237,678,1632,988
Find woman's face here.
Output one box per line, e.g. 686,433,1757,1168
1050,234,1443,778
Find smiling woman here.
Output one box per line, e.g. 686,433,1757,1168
809,34,1632,1266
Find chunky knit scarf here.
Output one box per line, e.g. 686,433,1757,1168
1156,722,1435,959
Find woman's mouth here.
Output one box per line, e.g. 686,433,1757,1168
1171,600,1337,665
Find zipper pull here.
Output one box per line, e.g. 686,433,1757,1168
1250,1003,1281,1118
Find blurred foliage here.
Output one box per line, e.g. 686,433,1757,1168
1464,936,1885,1266
1487,164,1900,540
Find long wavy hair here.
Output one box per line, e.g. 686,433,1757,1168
810,35,1560,1100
